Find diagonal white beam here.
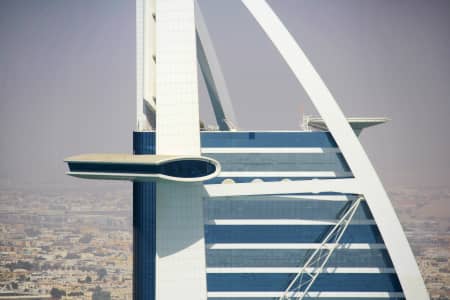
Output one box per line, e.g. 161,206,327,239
195,2,238,130
241,1,428,299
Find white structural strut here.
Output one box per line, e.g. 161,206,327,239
280,197,362,300
207,267,395,274
202,147,340,154
207,194,358,202
205,178,361,197
208,292,405,298
241,1,428,299
195,2,238,131
206,219,376,225
217,171,352,178
155,1,207,300
207,243,386,250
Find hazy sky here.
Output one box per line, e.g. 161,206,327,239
0,0,449,190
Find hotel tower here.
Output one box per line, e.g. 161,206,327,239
64,1,429,299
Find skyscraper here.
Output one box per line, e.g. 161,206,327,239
64,1,429,299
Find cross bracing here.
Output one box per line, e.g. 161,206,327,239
279,196,363,300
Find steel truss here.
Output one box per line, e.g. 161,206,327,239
279,196,363,300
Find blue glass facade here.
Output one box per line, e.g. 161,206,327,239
130,131,404,299
206,153,350,172
133,131,156,300
207,249,393,268
68,159,216,178
205,225,383,243
201,132,404,299
207,273,402,292
161,159,216,178
201,131,338,148
206,197,373,220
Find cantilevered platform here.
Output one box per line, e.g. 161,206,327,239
65,153,220,182
305,117,389,136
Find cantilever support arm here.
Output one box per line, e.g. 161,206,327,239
65,153,221,183
241,1,428,299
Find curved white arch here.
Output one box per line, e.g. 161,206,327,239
241,1,428,299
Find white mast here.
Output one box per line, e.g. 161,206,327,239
154,1,207,300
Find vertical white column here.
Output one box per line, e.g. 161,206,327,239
155,1,207,300
155,0,200,155
156,182,206,300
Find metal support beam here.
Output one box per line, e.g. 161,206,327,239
195,2,238,130
280,197,363,300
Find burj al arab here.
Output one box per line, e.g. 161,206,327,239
64,1,429,299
